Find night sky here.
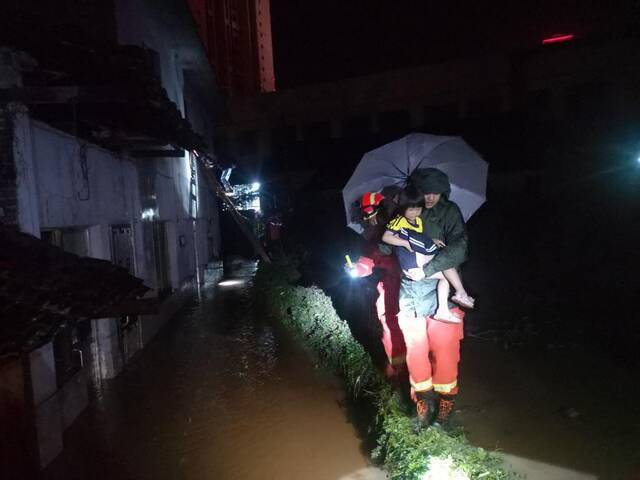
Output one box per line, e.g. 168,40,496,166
271,0,639,88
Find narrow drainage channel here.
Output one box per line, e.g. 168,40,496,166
45,262,383,480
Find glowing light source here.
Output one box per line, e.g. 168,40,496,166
218,279,246,287
344,255,360,278
141,208,157,221
636,156,640,165
229,183,262,211
542,34,574,45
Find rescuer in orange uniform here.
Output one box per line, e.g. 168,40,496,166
349,192,407,376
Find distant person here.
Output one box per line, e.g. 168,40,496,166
266,213,283,254
348,191,407,378
393,168,471,428
382,184,472,324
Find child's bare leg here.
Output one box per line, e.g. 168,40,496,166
442,268,465,295
436,278,450,316
443,268,475,308
429,275,461,323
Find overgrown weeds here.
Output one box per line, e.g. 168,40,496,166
254,255,512,480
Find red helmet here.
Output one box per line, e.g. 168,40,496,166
360,192,384,220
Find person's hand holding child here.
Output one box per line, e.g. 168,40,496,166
404,267,425,281
432,238,446,249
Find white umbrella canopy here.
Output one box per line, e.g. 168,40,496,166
342,133,488,233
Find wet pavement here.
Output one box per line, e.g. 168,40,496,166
45,262,384,480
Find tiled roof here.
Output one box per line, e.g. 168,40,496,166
0,225,148,356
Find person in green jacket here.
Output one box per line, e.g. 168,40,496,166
409,169,474,308
396,167,472,428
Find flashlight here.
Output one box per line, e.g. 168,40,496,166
345,255,353,269
345,255,359,278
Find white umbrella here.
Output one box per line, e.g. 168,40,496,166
342,133,488,233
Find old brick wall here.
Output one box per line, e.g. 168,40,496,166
0,108,17,227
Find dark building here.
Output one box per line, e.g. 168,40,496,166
219,35,640,196
0,0,224,474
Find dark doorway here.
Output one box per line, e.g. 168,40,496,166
152,222,172,299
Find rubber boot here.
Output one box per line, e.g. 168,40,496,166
414,390,436,428
433,394,456,428
389,363,412,414
395,362,410,391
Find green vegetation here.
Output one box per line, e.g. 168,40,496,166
255,256,512,480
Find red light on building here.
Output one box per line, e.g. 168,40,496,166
542,34,575,45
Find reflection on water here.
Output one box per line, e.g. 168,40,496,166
45,262,380,480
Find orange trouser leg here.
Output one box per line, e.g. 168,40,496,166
427,307,465,395
375,279,406,365
398,311,432,392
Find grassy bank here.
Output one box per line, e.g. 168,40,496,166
254,256,511,480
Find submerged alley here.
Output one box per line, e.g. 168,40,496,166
43,263,385,480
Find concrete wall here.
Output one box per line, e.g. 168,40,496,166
113,0,221,283
28,119,141,230
11,107,40,236
114,0,186,112
18,114,221,291
8,0,223,470
15,114,220,336
27,343,89,469
184,81,216,151
11,112,220,468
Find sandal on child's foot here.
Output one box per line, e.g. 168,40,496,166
451,294,475,309
433,311,462,324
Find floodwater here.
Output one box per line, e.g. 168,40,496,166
45,262,384,480
41,258,640,480
457,339,640,480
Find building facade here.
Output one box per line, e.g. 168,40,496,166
220,37,640,191
187,0,276,95
0,0,223,473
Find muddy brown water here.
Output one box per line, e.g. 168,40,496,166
42,260,640,480
45,263,380,480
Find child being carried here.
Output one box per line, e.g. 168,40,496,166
382,185,474,324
